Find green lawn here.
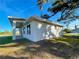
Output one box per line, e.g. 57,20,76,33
54,33,79,48
55,37,79,47
0,36,13,45
0,34,78,59
64,33,79,36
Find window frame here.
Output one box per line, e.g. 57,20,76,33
27,24,31,35
23,27,25,34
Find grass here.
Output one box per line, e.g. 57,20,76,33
54,37,79,48
53,33,79,50
63,33,79,36
0,36,13,45
0,34,78,59
58,33,79,43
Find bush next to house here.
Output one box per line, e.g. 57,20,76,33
63,29,72,33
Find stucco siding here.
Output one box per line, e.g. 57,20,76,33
22,21,62,42
30,21,62,42
22,22,35,41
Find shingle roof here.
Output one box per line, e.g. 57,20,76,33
8,16,63,27
8,16,25,28
26,16,63,27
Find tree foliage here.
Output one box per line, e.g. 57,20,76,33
37,0,79,21
63,28,72,33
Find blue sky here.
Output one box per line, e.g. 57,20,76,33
0,0,79,32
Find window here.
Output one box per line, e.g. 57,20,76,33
27,24,31,35
23,27,25,34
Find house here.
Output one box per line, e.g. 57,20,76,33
72,25,79,33
8,16,63,42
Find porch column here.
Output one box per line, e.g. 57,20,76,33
19,28,23,38
13,21,16,40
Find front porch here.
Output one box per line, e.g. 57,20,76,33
8,16,25,40
12,22,24,40
16,35,23,39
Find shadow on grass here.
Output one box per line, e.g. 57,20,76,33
20,39,79,59
63,35,79,39
0,36,33,44
0,55,28,59
0,36,13,45
0,36,79,59
0,37,33,48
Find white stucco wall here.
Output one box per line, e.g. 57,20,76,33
22,21,63,42
33,21,63,41
22,22,36,41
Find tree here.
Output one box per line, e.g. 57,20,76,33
37,0,79,21
63,28,72,33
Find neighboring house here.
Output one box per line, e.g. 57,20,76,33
72,28,79,33
8,16,63,42
72,25,79,33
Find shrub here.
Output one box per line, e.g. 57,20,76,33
63,29,72,33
